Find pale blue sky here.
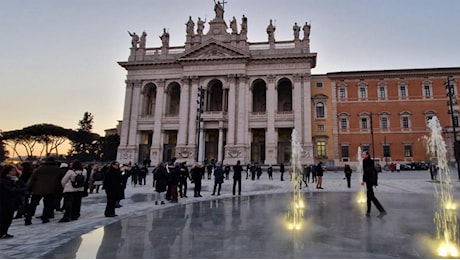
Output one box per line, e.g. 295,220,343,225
1,0,459,135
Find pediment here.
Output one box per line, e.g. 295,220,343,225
178,40,249,62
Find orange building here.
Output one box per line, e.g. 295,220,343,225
325,67,460,165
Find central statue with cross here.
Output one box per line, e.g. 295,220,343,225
214,0,227,20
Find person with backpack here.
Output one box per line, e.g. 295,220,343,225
59,160,87,223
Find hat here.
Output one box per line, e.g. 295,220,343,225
60,163,68,168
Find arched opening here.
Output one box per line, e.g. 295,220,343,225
252,79,266,113
277,78,292,112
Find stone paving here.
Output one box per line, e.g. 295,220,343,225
0,169,459,258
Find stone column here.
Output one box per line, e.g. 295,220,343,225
236,75,250,163
150,79,166,164
188,77,199,146
128,80,142,148
227,75,237,145
302,74,314,164
293,74,303,142
218,122,224,163
265,75,277,165
117,80,136,164
177,77,190,145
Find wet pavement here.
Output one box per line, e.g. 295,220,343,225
1,169,459,258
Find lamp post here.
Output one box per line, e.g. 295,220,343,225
446,76,460,180
196,86,205,162
370,112,375,158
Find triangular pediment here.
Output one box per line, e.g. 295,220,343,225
178,39,249,62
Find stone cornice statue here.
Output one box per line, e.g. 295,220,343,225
197,17,206,35
266,19,276,42
160,28,169,48
214,0,224,20
186,16,195,36
139,31,147,49
128,31,139,48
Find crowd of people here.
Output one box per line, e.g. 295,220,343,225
0,155,344,239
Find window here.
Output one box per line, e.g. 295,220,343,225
339,88,347,99
316,141,326,157
316,102,325,118
380,117,388,129
423,85,431,97
399,85,407,98
361,118,368,129
317,125,325,131
379,86,386,98
340,118,348,131
454,116,459,127
361,145,370,153
404,144,413,157
402,116,410,129
383,145,391,157
341,145,349,158
359,86,367,99
316,82,323,88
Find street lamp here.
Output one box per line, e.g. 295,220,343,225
445,76,460,180
196,86,205,162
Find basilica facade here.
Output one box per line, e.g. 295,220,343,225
117,3,460,166
117,3,316,166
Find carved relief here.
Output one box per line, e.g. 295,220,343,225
178,149,192,158
227,149,241,158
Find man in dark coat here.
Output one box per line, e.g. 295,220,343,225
25,156,62,225
212,162,224,196
103,161,123,217
361,151,387,217
232,160,243,196
178,162,190,198
190,163,204,197
0,165,26,238
153,162,168,204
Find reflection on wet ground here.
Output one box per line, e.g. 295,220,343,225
44,192,442,258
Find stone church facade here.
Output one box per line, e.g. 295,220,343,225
117,3,316,166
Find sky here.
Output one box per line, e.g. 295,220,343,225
1,0,460,137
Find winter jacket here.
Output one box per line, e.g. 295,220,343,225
27,162,62,195
61,169,88,193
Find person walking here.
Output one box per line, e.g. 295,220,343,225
280,163,285,181
212,162,224,196
344,164,352,188
224,164,231,180
316,162,324,189
25,156,62,225
178,162,190,198
361,151,387,217
14,162,33,219
267,165,273,180
190,163,204,197
90,165,104,193
153,162,168,205
232,160,243,196
0,165,26,238
59,160,87,222
311,164,317,183
103,161,123,217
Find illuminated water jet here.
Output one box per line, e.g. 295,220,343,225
426,116,459,257
285,129,305,231
356,147,366,205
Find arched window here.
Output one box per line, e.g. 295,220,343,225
142,83,156,116
208,80,223,112
277,78,292,112
252,79,266,113
166,83,181,116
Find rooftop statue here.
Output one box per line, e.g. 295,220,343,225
214,0,224,20
160,28,169,48
128,31,139,48
197,17,206,35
